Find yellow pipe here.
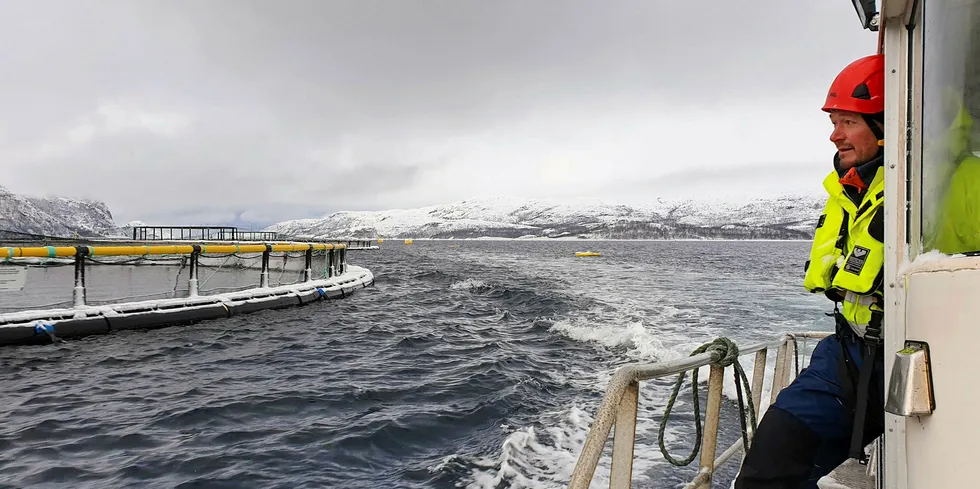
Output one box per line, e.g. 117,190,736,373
0,242,343,258
88,245,196,256
2,246,78,258
198,244,262,254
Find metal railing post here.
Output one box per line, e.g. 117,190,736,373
695,365,725,489
304,246,313,282
782,338,796,387
751,349,768,414
328,249,336,278
188,247,200,297
72,248,86,307
260,245,271,288
748,348,768,448
769,342,788,406
609,380,639,489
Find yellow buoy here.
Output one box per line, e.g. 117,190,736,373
404,239,414,244
575,251,600,257
377,238,384,243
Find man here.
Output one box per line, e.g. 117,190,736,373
734,54,887,488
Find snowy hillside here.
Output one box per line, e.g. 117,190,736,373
0,186,121,238
266,195,827,240
0,185,828,242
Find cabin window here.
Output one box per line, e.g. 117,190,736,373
920,0,980,255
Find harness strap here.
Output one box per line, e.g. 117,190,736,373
834,310,859,412
848,309,883,463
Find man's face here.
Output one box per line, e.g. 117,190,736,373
829,110,880,170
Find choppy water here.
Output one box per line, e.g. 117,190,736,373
0,240,831,489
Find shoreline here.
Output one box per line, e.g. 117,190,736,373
373,237,813,242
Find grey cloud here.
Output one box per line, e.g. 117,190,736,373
24,129,432,224
0,1,874,226
646,162,832,184
133,0,872,121
587,161,833,203
0,0,874,124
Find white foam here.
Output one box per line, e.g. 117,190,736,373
449,278,490,291
551,306,821,406
466,316,822,487
549,317,681,364
427,454,461,474
461,405,610,489
463,269,825,488
461,379,731,489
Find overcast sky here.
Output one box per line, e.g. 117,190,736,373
0,1,876,227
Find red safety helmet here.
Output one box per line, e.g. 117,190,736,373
822,54,885,115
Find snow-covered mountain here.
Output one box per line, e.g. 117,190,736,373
266,195,827,240
0,186,120,238
0,186,828,242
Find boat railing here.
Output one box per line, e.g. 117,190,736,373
568,331,832,489
0,242,349,308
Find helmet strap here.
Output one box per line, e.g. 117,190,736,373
862,112,885,143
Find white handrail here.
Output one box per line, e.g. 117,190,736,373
568,332,831,489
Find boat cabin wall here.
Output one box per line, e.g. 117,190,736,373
884,0,980,487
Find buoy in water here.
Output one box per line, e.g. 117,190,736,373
575,251,600,257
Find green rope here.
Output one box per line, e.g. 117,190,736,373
657,337,758,466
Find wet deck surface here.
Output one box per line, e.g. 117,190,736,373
818,458,876,489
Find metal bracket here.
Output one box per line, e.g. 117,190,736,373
884,340,936,416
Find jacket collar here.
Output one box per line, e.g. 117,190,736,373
832,150,884,204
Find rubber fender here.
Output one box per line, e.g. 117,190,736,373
107,304,230,331
226,295,301,316
322,288,345,299
53,317,110,339
270,295,302,309
295,290,320,305
0,323,47,346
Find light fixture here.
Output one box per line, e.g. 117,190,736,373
851,0,880,31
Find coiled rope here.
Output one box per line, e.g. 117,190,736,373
657,337,758,466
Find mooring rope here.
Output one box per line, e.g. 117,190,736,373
657,337,758,466
790,334,801,376
276,254,288,286
197,254,235,291
170,256,187,298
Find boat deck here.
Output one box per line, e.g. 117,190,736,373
818,458,875,489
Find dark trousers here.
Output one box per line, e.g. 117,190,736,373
734,330,884,489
